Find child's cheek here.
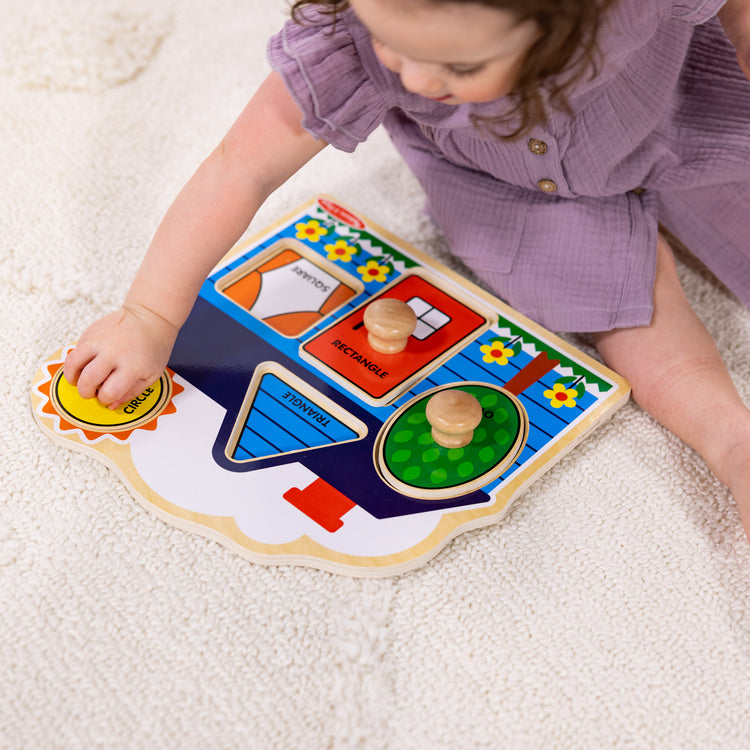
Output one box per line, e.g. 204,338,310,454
464,72,517,103
374,46,402,75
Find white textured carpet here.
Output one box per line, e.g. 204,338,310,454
4,1,750,747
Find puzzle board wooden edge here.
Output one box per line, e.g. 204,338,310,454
31,195,631,577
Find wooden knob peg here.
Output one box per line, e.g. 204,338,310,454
425,389,483,449
363,298,417,354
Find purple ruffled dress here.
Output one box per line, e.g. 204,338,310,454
268,0,750,332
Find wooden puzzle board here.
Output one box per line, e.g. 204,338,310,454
31,196,630,576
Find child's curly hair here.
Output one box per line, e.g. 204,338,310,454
290,0,615,138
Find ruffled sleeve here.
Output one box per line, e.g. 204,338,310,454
671,0,727,24
267,9,389,152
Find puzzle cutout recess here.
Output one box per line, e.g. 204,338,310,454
32,197,630,576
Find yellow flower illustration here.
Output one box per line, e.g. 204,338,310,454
357,259,390,283
295,220,328,243
325,239,357,263
480,341,515,366
543,382,579,408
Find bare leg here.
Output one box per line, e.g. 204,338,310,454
593,234,750,541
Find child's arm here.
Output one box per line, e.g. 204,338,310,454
64,72,326,409
720,0,750,78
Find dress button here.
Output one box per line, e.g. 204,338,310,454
528,138,548,156
538,179,557,193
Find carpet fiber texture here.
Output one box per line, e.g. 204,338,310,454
4,1,750,747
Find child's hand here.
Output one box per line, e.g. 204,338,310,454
63,304,180,410
63,72,322,411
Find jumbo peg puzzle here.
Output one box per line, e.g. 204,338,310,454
31,197,630,576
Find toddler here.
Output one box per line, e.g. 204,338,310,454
65,0,750,540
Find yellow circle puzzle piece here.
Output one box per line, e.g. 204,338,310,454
53,370,172,433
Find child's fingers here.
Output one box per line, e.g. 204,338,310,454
63,343,94,387
96,371,153,411
102,377,157,412
75,356,118,401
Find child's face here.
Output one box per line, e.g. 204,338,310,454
348,0,541,105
